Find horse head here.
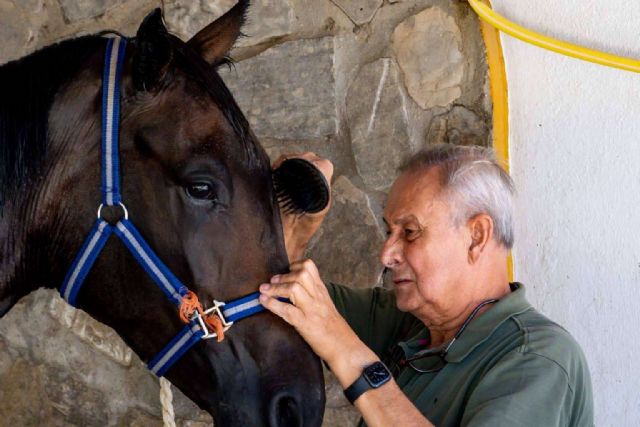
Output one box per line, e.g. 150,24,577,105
0,2,324,426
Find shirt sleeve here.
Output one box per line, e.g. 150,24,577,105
326,282,416,359
461,350,594,427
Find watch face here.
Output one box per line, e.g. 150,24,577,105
364,362,391,388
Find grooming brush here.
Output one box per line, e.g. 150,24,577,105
273,158,330,214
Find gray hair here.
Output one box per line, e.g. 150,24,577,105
400,144,515,249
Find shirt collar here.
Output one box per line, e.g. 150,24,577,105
446,282,532,362
400,283,532,363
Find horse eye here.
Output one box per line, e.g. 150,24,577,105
185,182,217,201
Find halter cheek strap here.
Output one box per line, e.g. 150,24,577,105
60,37,267,378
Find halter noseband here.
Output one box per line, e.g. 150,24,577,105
60,37,267,377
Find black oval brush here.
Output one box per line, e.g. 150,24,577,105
273,158,330,214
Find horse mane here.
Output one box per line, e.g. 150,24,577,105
0,36,104,212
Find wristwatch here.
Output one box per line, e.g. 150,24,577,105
343,361,392,404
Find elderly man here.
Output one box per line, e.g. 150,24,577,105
260,144,593,426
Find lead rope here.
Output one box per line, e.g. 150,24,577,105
160,377,177,427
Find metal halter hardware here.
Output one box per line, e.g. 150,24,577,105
193,300,234,340
59,37,268,377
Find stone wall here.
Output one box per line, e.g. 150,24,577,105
0,0,491,425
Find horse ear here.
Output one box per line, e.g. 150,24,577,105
133,8,173,91
187,0,249,66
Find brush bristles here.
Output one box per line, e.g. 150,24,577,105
273,159,330,214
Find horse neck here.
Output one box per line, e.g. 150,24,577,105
0,37,104,317
0,160,77,316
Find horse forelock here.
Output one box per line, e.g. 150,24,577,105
167,36,271,177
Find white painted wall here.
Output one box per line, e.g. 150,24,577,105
491,1,640,425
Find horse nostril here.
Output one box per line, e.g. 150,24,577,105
268,393,303,427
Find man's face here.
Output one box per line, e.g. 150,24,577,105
381,168,472,319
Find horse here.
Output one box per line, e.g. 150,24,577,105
0,2,325,426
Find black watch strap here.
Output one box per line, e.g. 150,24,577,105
344,361,391,404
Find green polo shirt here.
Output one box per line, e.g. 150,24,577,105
327,283,594,427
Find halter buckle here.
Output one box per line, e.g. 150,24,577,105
192,300,234,340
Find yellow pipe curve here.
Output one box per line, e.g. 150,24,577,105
468,0,640,73
475,0,513,279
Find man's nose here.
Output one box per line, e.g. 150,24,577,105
380,236,402,268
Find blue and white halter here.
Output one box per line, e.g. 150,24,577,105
60,37,267,377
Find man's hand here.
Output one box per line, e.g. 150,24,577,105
273,152,334,262
259,260,434,427
259,259,362,367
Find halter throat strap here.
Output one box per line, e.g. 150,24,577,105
59,37,267,378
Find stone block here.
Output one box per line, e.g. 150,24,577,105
42,363,109,425
309,176,385,288
347,58,411,190
322,407,361,427
0,359,53,424
426,105,489,146
220,37,337,140
164,0,294,47
70,310,133,367
12,0,44,14
0,337,11,377
392,7,464,109
323,366,351,409
118,408,163,426
0,1,491,423
0,1,32,65
331,0,382,26
49,293,78,329
59,0,124,23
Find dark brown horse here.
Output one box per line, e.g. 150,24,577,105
0,2,324,426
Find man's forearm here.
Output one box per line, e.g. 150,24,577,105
324,332,434,427
355,380,434,427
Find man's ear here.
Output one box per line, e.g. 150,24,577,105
187,0,249,66
132,8,173,92
467,214,493,263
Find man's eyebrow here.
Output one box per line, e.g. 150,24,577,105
396,215,420,226
383,214,420,226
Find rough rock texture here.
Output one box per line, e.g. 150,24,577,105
164,0,294,47
219,37,336,140
0,1,37,63
0,290,205,425
59,0,125,22
330,0,382,25
347,58,411,190
309,176,386,289
49,297,133,366
392,6,465,109
426,105,491,146
0,0,491,425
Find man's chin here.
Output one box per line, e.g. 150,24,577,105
393,288,418,313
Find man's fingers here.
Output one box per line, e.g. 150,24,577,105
259,294,303,326
288,259,320,277
260,281,311,307
288,259,322,285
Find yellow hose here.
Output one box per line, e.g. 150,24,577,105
477,0,509,173
475,0,513,280
468,0,640,73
